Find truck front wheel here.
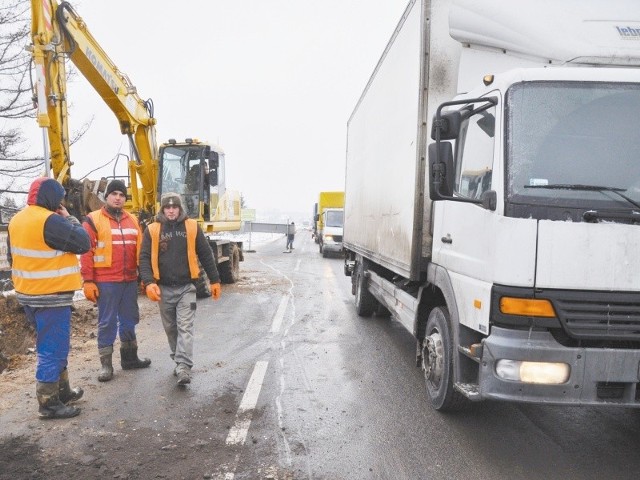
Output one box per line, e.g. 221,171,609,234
354,262,375,317
421,306,467,412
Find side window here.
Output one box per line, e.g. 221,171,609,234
455,106,496,199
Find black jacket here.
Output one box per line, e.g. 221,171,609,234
139,210,219,286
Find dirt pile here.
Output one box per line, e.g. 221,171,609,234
0,295,97,374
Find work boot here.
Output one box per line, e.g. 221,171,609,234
120,340,151,370
58,368,83,404
176,363,191,385
98,346,114,382
36,381,81,419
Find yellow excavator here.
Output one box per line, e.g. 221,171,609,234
28,0,243,289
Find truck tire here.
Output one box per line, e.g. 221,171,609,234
219,244,240,284
195,265,211,298
354,261,375,317
421,306,468,412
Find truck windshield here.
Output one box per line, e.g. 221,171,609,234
325,210,344,227
505,81,640,213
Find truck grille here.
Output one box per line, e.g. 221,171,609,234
546,290,640,341
332,235,343,242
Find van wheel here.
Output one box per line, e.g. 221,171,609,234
421,306,467,412
354,262,375,317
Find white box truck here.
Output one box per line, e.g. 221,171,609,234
344,0,640,411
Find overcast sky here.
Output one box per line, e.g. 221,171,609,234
24,0,409,218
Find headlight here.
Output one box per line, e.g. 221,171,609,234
495,359,570,384
324,235,333,242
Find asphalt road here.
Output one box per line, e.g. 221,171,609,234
2,231,640,479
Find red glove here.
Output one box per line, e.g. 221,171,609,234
211,282,221,300
146,284,161,302
83,282,99,303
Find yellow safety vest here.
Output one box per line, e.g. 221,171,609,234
87,209,141,267
147,219,200,281
9,206,82,294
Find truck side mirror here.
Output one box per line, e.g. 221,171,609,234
430,111,463,140
428,141,455,200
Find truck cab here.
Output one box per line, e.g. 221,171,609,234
318,208,344,257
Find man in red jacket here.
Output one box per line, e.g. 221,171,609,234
81,180,151,382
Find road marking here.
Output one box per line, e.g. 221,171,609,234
294,259,301,272
226,360,269,446
270,295,289,333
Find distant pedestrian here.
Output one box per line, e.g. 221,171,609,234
81,179,150,383
7,178,90,419
139,193,221,386
286,222,296,250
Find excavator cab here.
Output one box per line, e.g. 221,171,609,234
158,139,226,221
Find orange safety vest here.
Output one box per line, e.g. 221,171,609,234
9,206,82,294
147,219,200,281
87,209,141,268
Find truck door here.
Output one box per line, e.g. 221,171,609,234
432,99,537,334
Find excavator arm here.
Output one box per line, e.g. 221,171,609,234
29,0,157,219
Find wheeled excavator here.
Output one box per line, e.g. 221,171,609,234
28,0,243,289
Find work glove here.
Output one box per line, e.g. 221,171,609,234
83,282,99,303
211,282,221,301
146,283,161,302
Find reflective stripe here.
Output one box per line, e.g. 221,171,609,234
112,228,139,235
13,265,81,279
93,255,105,262
96,241,106,248
10,246,65,258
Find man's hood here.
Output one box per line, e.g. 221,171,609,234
27,178,65,212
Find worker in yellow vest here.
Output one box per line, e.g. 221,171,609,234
139,193,221,385
7,178,90,419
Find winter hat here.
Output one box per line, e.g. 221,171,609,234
160,192,182,209
105,180,127,197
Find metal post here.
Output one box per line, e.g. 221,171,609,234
42,128,50,177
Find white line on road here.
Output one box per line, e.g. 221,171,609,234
270,295,289,333
294,259,301,272
225,360,269,446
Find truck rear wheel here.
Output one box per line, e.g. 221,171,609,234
421,306,467,412
219,244,240,284
354,261,375,317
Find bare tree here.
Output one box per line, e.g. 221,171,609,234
0,0,41,204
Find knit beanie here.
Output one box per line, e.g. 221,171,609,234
160,192,182,209
105,180,127,197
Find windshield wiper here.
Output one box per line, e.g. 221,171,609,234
524,184,640,210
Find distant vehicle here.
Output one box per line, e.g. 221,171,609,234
314,192,344,256
343,0,640,411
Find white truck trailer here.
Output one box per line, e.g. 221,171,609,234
343,0,640,411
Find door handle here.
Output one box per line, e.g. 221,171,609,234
441,235,452,244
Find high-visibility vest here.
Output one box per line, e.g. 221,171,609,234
147,219,200,281
9,206,82,294
87,209,141,267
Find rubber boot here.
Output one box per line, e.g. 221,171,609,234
120,340,151,370
36,381,81,419
98,346,114,382
58,368,84,404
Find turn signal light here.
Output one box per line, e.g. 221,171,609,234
500,297,556,317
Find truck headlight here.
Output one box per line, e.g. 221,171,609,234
495,359,570,384
324,235,333,242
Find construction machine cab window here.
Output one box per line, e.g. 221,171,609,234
159,144,210,219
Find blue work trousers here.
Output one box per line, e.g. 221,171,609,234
23,305,71,383
96,281,140,349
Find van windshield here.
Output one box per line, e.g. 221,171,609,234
505,81,640,215
325,210,344,228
